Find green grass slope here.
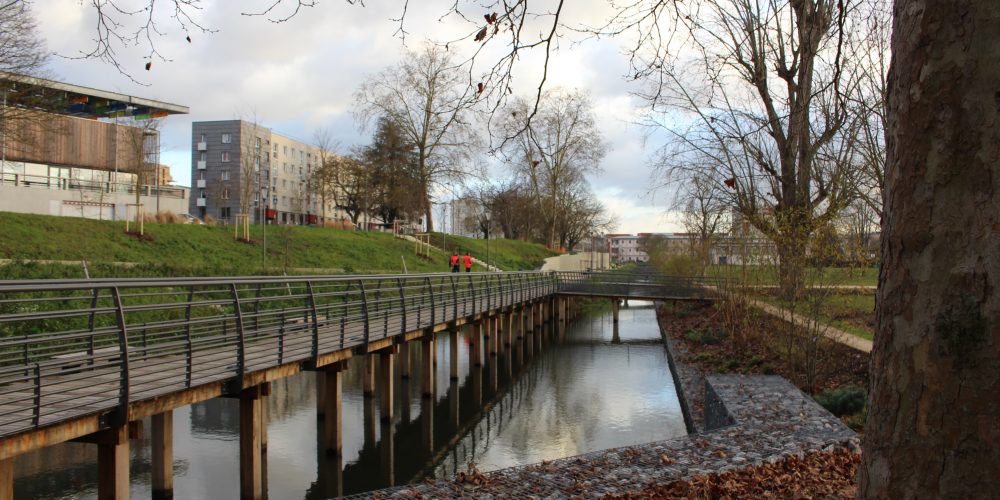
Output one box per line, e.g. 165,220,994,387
427,232,559,271
0,212,559,279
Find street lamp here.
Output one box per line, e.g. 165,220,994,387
485,216,491,272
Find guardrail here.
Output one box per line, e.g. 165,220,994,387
553,270,724,299
0,272,556,438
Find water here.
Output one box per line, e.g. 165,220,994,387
12,301,686,498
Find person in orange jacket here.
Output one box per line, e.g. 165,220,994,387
463,252,473,272
449,252,460,272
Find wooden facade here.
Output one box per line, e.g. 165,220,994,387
2,109,155,175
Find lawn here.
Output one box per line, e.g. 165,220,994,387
758,292,876,341
0,212,561,279
704,264,878,287
426,232,559,271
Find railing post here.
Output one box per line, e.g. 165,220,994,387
359,280,370,345
184,286,195,388
110,287,130,422
87,288,99,363
307,281,320,358
396,278,407,335
230,283,247,381
425,277,436,326
449,275,458,322
32,363,41,426
468,274,477,316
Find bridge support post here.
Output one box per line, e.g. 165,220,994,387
488,314,498,356
421,335,435,398
0,458,10,500
449,327,460,380
316,371,326,417
612,299,621,344
321,363,344,457
380,419,395,486
151,410,173,500
504,311,513,348
379,348,395,421
239,385,265,500
399,341,412,379
0,457,12,500
470,321,483,367
97,423,130,500
421,394,435,453
449,380,460,428
363,354,376,396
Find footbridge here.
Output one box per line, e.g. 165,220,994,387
0,269,716,499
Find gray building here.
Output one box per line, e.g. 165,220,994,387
191,120,343,225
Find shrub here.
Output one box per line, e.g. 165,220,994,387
814,384,867,417
684,326,726,345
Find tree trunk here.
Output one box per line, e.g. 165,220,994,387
775,237,806,301
860,2,1000,497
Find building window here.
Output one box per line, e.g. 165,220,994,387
199,189,206,199
273,144,278,158
221,133,232,144
199,152,207,162
283,145,287,156
199,134,205,143
221,151,230,162
222,188,230,200
255,137,261,150
221,170,230,181
220,207,231,219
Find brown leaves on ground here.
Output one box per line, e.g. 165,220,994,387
606,448,859,499
454,462,489,488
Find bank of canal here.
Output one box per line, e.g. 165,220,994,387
12,301,686,498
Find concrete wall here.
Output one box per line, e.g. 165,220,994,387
0,183,188,220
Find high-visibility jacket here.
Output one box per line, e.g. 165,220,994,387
463,255,473,268
449,255,460,266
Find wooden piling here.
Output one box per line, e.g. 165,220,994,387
421,336,435,398
379,349,395,421
450,327,460,380
97,424,130,500
0,458,11,500
151,411,173,499
322,364,343,456
363,354,376,396
239,387,264,500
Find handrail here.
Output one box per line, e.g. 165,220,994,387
0,269,716,439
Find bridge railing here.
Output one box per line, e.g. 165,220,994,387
0,272,557,437
552,270,724,299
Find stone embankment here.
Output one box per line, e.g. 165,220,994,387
372,307,858,498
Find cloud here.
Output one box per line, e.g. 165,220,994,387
34,0,680,235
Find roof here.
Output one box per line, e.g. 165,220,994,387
0,72,188,120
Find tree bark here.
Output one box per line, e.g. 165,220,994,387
861,1,1000,497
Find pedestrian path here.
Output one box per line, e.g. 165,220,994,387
746,297,873,353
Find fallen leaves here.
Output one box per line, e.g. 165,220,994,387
606,448,860,499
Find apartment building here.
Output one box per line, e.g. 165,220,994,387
191,120,344,225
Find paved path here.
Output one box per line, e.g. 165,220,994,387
746,298,873,353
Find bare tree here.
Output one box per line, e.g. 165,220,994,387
331,153,373,227
502,88,605,248
1,2,53,172
121,117,160,230
679,172,729,273
644,0,863,299
311,127,339,224
354,45,479,232
237,118,267,241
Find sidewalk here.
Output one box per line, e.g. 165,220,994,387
746,298,873,353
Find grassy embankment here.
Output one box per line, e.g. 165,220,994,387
426,232,559,271
0,212,556,279
703,264,877,340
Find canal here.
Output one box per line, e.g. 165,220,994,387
12,301,686,498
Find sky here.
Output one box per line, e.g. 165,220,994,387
34,0,684,234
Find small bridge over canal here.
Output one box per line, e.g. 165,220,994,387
0,269,718,499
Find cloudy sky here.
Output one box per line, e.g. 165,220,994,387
34,0,683,233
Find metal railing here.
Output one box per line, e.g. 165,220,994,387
552,270,724,299
0,272,556,438
0,172,186,199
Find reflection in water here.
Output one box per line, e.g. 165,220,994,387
12,301,684,498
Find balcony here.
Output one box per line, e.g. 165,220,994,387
197,142,207,151
197,160,207,170
196,198,207,207
196,179,206,188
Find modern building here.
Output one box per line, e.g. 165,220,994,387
0,73,189,220
191,120,346,226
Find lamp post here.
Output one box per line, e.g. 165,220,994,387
485,216,491,272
